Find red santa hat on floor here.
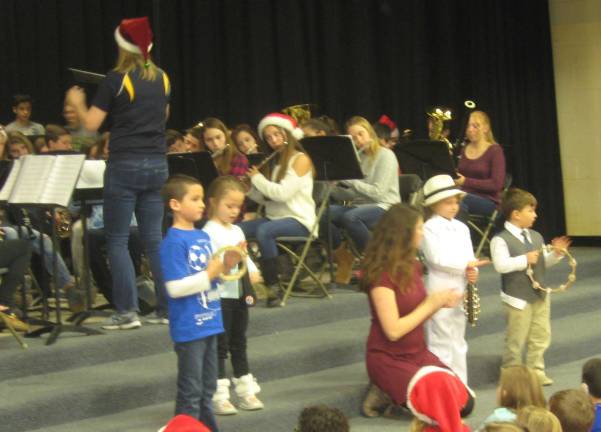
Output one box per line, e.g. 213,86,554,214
406,366,472,432
257,113,304,140
157,415,210,432
114,17,153,64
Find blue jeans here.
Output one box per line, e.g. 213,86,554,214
324,205,385,252
460,193,497,217
1,225,73,288
104,157,168,315
238,217,309,259
174,335,219,432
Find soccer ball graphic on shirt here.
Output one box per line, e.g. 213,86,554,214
188,244,209,271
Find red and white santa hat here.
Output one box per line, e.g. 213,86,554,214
257,113,304,141
114,17,154,63
406,366,472,432
157,415,210,432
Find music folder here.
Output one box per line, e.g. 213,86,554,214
299,135,364,181
393,139,456,180
167,151,219,190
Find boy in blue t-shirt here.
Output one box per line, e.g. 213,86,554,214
582,358,601,432
159,175,240,432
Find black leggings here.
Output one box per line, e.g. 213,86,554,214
0,239,32,309
218,297,249,379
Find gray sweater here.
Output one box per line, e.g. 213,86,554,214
331,147,400,209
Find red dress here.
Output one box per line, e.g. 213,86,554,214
366,264,447,405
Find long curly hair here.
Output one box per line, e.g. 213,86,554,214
360,204,423,294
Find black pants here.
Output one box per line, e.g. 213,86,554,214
0,240,32,309
218,297,249,379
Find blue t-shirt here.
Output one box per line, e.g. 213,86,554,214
160,227,223,343
92,68,170,158
592,403,601,432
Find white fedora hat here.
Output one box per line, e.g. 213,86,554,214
422,174,465,207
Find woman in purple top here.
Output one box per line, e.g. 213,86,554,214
455,111,506,216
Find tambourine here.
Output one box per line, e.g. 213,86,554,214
526,245,577,293
214,245,247,281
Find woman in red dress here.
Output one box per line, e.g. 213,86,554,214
360,204,471,417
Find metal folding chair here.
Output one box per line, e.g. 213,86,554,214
467,174,513,258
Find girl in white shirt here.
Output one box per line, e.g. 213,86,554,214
239,113,316,307
420,174,488,384
203,176,264,415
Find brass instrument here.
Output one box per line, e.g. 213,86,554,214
427,107,454,153
55,208,72,239
214,245,247,281
281,104,316,124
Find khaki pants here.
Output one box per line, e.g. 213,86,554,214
502,296,551,373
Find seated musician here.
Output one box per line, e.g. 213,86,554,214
239,113,315,307
325,116,400,285
455,110,506,217
231,124,263,155
184,125,205,153
199,117,248,179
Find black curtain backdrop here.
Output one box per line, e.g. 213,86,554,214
0,0,564,238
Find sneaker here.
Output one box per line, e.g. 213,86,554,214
101,312,141,330
145,311,169,325
213,398,238,415
537,373,554,386
238,394,264,411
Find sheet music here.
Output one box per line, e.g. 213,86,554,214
76,160,105,189
8,156,55,204
0,159,21,202
40,154,86,206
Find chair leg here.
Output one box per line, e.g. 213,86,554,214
277,243,330,299
0,312,28,349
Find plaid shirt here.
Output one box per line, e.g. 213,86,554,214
228,153,249,179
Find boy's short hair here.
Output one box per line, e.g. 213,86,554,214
582,358,601,398
500,188,538,221
12,94,33,108
161,175,201,203
549,389,595,432
166,129,184,147
45,124,69,144
297,405,349,432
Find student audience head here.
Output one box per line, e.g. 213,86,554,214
12,94,34,124
231,124,261,155
7,132,33,159
500,188,537,228
345,116,380,157
549,389,595,432
45,124,73,151
206,176,246,223
296,405,349,432
361,204,423,294
582,357,601,401
166,129,186,154
481,423,525,432
516,405,562,432
497,366,546,411
407,366,471,432
161,175,205,225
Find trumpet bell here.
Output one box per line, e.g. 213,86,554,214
281,104,317,124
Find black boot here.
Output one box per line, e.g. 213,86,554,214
259,257,281,307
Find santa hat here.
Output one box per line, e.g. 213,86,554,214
157,415,210,432
407,366,472,432
257,113,304,140
378,114,399,136
114,17,153,64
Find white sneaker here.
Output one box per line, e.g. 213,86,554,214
213,398,238,415
238,394,264,411
145,311,169,325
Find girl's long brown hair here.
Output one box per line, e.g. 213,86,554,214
262,126,314,183
200,117,244,176
360,204,422,294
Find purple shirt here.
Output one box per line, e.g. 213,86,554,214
458,144,506,204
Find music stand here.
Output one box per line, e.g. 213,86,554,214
393,139,456,180
167,151,219,190
278,135,364,305
68,68,106,85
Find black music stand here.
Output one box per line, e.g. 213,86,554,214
167,151,219,190
394,139,456,180
2,155,103,345
278,136,363,304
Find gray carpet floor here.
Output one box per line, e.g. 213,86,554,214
0,247,599,432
